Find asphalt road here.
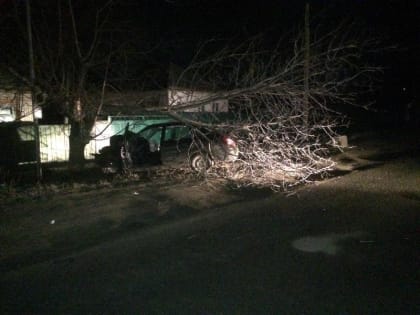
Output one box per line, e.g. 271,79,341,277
1,147,419,314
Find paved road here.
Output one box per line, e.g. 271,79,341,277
1,154,419,314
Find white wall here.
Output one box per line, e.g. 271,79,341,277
85,120,113,159
168,88,228,112
0,90,34,122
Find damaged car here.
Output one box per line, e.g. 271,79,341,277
94,122,239,173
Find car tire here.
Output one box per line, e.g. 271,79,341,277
190,152,211,172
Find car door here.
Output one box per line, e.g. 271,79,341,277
159,125,192,168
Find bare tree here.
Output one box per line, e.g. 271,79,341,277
2,0,139,168
146,23,382,189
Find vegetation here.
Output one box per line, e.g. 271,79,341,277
1,2,381,188
147,24,381,188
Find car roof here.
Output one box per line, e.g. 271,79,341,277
138,121,222,136
139,121,189,132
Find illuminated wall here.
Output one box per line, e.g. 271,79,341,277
0,90,34,122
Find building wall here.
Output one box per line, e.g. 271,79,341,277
102,88,229,115
168,88,228,112
0,89,33,122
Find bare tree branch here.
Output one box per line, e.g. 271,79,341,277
144,25,382,189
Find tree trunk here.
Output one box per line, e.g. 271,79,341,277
68,121,89,169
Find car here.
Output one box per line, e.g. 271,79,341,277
94,122,239,173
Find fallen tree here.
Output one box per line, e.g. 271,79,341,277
146,23,382,189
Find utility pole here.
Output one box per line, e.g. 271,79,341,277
304,2,310,130
26,0,42,182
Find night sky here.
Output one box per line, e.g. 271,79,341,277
0,0,418,108
142,1,417,41
1,0,418,63
135,0,419,107
140,1,418,51
127,0,419,95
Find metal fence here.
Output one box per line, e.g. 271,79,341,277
38,116,174,163
39,125,70,162
17,113,228,163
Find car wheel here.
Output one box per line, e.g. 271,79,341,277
190,153,211,172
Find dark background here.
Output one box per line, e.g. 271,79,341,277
0,0,418,119
146,0,418,106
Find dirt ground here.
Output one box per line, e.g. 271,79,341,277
0,128,419,314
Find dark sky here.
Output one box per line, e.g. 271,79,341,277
1,0,418,57
1,0,418,65
0,0,418,99
137,0,418,98
139,0,418,75
141,0,418,46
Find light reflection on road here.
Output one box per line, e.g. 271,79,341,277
291,231,368,255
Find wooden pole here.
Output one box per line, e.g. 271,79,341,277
26,0,42,182
304,2,310,129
